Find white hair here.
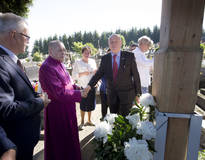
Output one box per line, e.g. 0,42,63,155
108,34,122,42
138,36,153,47
0,13,27,34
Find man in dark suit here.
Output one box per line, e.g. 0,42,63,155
86,34,141,116
0,126,16,160
0,13,50,160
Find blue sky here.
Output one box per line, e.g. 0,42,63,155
26,0,162,50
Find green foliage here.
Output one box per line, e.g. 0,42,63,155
72,42,84,55
18,46,29,59
32,27,160,54
130,101,155,122
72,41,97,56
32,52,43,62
200,43,205,55
94,104,155,160
119,35,126,49
94,115,136,160
198,150,205,160
25,58,30,62
0,0,33,17
32,35,59,55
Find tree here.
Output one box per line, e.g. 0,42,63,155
72,42,84,55
92,31,100,48
32,27,161,52
99,32,108,49
119,35,126,49
32,52,43,62
18,46,29,59
151,25,160,43
32,40,40,55
42,39,48,55
72,42,97,56
0,0,33,17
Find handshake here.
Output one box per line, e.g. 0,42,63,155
80,85,91,98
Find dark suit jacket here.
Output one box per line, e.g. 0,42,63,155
0,125,16,157
0,48,44,154
88,51,141,105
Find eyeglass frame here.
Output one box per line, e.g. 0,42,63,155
18,32,30,40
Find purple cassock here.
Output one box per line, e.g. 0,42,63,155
39,56,82,160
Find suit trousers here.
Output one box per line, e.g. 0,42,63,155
109,96,132,116
100,91,109,118
17,145,34,160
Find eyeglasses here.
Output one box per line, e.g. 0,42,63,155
18,32,30,40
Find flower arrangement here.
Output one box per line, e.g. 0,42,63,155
94,93,156,160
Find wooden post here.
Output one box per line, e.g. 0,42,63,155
152,0,204,159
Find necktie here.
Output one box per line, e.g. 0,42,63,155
113,55,118,83
17,59,24,72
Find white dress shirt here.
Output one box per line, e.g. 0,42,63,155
72,58,97,88
132,47,154,87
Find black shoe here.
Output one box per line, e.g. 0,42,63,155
100,117,104,121
78,123,84,130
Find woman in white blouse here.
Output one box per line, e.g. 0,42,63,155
132,36,154,94
72,46,97,130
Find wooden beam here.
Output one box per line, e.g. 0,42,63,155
152,0,204,159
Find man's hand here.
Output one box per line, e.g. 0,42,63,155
1,149,16,160
80,90,87,98
135,96,140,104
84,85,91,94
40,92,51,107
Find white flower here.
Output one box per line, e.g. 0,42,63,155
94,121,112,143
132,105,138,109
126,114,140,129
124,138,153,160
139,93,156,107
104,113,118,125
137,121,156,140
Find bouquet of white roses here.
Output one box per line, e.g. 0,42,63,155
94,93,156,160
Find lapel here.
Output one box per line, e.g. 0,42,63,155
116,51,126,80
107,53,113,80
119,51,126,72
0,48,34,91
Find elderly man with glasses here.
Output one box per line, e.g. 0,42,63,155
0,13,50,160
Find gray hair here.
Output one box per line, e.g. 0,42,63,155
0,12,27,34
138,36,153,47
108,34,122,42
48,40,62,52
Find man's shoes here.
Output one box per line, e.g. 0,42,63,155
100,117,105,121
78,123,84,130
84,121,95,126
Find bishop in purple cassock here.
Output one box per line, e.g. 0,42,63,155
39,40,82,160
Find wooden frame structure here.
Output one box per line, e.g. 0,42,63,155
153,0,205,159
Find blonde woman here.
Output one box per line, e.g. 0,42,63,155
132,36,154,94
